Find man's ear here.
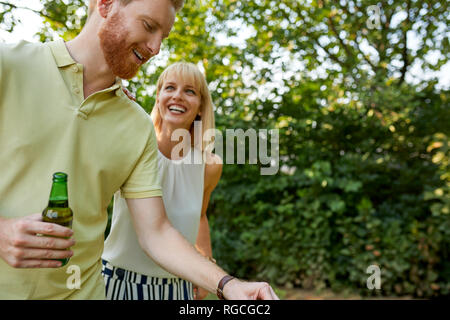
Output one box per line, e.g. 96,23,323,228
97,0,114,18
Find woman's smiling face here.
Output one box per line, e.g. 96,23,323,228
157,75,202,129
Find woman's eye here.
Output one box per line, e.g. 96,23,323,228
186,89,196,95
165,85,175,90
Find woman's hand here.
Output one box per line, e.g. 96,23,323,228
193,285,209,300
122,88,136,101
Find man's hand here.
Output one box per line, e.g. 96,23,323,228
0,213,75,268
223,279,280,300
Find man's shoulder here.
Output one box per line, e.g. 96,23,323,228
129,99,152,119
117,93,152,120
115,93,155,132
0,40,46,56
0,40,49,67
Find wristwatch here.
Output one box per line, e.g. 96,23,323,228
216,275,235,300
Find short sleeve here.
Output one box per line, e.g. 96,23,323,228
120,124,162,198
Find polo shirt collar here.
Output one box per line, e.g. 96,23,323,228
47,39,123,92
48,39,75,68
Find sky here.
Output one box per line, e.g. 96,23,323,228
0,0,44,42
0,0,449,89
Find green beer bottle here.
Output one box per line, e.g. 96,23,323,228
42,172,73,267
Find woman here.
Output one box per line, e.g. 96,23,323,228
101,62,222,300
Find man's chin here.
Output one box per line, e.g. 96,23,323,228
113,67,140,80
118,73,138,80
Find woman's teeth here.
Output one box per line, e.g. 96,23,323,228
169,106,186,114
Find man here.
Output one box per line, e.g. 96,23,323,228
0,0,279,299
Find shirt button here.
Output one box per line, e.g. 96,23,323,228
73,87,80,94
72,65,79,73
76,110,87,119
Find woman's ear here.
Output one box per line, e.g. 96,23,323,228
97,0,114,18
157,98,165,116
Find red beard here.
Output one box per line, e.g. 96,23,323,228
98,11,140,80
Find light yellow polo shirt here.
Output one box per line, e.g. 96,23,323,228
0,40,162,299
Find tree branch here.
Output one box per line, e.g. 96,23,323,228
328,11,378,74
0,1,54,22
314,39,346,68
327,16,353,60
399,0,411,85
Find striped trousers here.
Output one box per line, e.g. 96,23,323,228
102,259,194,300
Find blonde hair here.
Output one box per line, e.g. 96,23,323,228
151,62,216,152
88,0,184,18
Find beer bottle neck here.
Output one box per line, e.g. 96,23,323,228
48,180,69,207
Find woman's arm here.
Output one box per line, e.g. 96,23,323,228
194,153,223,299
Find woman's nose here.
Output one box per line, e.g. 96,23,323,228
172,88,183,100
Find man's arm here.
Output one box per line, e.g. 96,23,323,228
126,197,226,293
126,197,279,300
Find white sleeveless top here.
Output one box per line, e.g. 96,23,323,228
102,147,206,278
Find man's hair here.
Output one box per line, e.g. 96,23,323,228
88,0,185,18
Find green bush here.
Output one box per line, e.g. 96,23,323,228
209,82,450,298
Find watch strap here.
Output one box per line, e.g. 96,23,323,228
216,275,235,300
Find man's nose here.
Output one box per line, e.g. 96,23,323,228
146,37,162,57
